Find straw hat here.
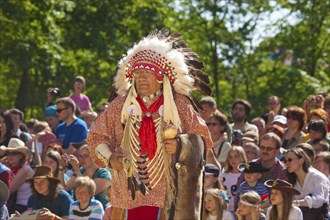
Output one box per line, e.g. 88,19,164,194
264,179,300,195
0,180,9,203
26,166,60,184
0,138,31,159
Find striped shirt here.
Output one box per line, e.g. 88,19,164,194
238,181,269,201
69,199,104,220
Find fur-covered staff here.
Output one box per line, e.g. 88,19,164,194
87,27,213,220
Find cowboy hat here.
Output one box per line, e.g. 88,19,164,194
264,178,300,195
238,162,270,173
0,138,31,159
26,166,60,184
0,180,9,203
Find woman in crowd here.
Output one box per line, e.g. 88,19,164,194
0,111,16,147
27,166,73,219
61,145,111,208
43,150,69,181
282,106,306,149
207,111,232,167
0,138,33,214
69,76,92,112
284,147,329,219
306,119,328,146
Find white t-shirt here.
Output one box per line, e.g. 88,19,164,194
266,205,303,220
219,171,241,212
207,210,234,220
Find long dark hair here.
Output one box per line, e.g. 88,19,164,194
269,189,293,220
0,112,15,145
287,147,311,185
30,179,61,200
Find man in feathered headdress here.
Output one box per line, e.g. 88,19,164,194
87,28,213,219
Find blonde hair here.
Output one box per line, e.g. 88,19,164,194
224,146,247,173
74,176,96,196
240,191,261,205
202,188,225,220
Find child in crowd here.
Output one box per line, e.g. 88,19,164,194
202,188,234,220
236,162,270,210
69,176,104,220
264,179,303,220
103,186,112,220
235,191,266,220
204,163,222,191
219,146,247,212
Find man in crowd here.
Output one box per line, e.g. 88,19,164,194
230,99,258,134
199,96,217,122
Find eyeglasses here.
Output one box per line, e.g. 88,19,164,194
56,107,68,113
283,157,298,164
287,115,298,120
259,146,277,152
6,152,20,156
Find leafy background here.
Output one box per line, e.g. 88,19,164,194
0,0,329,122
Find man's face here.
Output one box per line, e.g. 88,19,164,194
56,103,71,122
200,104,215,122
232,103,247,123
134,70,161,96
259,139,279,162
268,97,280,112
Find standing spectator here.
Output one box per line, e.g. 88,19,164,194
27,166,73,219
306,120,328,145
69,176,104,220
55,97,88,155
285,147,329,219
282,106,306,149
79,110,98,129
0,111,16,147
314,151,330,181
0,138,33,214
262,96,281,126
252,117,266,139
207,111,232,167
69,76,92,112
230,99,258,134
243,142,260,162
8,109,32,144
264,179,303,220
44,105,60,133
200,96,217,123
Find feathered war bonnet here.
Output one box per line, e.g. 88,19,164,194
114,28,211,128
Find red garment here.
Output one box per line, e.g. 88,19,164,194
136,95,164,160
127,206,160,220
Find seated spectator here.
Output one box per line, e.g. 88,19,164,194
271,115,287,129
314,151,330,181
285,147,329,219
62,145,111,209
235,191,265,220
0,138,33,214
236,162,270,210
44,105,60,133
264,179,302,220
252,117,266,139
26,166,73,219
242,142,259,162
43,150,69,181
69,176,104,220
0,180,9,220
0,111,16,147
282,106,306,149
296,143,316,163
241,130,259,146
79,110,98,129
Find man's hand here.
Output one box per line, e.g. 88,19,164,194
163,138,178,155
109,147,124,170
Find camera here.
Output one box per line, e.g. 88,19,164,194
50,88,61,97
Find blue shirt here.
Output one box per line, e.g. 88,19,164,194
238,181,269,201
69,199,104,220
55,118,88,149
27,189,73,217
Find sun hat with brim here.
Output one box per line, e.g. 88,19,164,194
264,179,300,195
238,162,270,173
0,138,31,160
0,180,9,203
26,166,60,184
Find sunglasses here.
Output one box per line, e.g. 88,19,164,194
56,107,68,113
287,115,298,120
6,152,21,156
283,157,298,164
259,146,277,152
